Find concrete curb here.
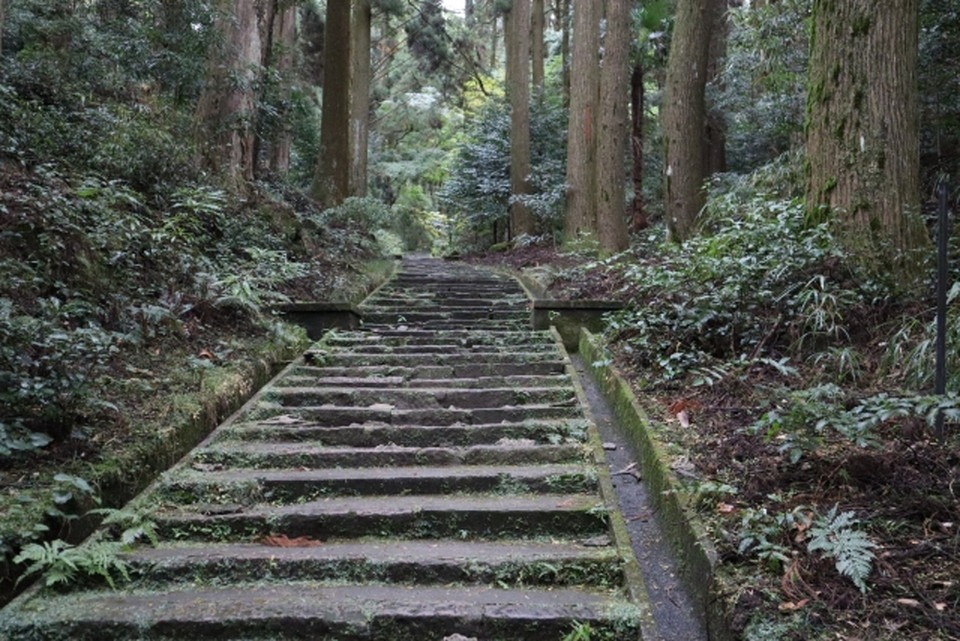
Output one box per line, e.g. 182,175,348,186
579,329,736,641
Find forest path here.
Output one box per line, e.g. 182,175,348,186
0,256,659,641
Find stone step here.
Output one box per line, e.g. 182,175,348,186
154,493,608,541
247,403,582,426
191,441,587,469
216,418,589,447
361,320,531,331
121,539,622,588
273,374,571,389
321,332,556,347
361,311,529,325
311,342,558,354
159,463,596,501
302,350,564,367
363,297,528,307
262,386,577,410
290,361,568,378
0,584,642,641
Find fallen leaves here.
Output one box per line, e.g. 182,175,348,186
261,534,323,548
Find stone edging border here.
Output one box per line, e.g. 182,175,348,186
579,328,737,641
550,327,661,641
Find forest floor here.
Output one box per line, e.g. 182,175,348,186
471,244,960,641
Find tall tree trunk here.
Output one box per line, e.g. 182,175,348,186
563,0,600,243
560,0,571,107
805,0,928,275
257,0,298,176
506,0,536,238
313,0,352,207
704,0,727,175
195,0,263,192
490,13,499,69
630,58,648,232
350,0,372,197
662,0,715,242
531,0,545,95
596,0,631,254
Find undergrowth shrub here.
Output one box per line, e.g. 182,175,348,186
605,170,886,384
439,95,568,250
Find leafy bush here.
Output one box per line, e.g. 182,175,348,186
604,170,885,383
439,95,568,248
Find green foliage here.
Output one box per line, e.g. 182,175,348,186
807,506,876,593
13,539,130,589
884,282,960,392
713,0,810,171
737,502,808,572
439,96,568,249
753,386,960,462
606,183,878,383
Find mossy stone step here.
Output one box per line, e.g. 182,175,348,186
312,342,558,354
321,328,554,343
191,441,587,469
273,374,571,389
154,493,608,541
290,361,569,378
121,539,623,588
157,463,596,501
263,386,577,410
246,403,583,426
215,418,589,447
0,584,641,641
302,351,564,367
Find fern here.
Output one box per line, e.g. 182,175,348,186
89,506,160,546
13,539,130,589
807,506,876,593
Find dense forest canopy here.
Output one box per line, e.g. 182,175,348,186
1,0,960,638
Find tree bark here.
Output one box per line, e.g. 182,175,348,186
313,0,352,208
596,0,631,253
563,0,600,243
260,0,298,176
630,58,648,232
704,0,727,175
531,0,545,95
662,0,715,242
195,0,263,192
805,0,928,275
350,0,372,197
560,0,570,107
506,0,536,238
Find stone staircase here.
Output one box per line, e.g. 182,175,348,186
0,256,649,641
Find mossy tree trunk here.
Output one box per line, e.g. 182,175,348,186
559,0,570,107
563,0,600,244
313,0,352,208
705,0,728,176
350,0,372,197
531,0,545,96
630,59,648,232
506,0,536,238
260,0,298,176
195,0,263,192
595,0,631,254
805,0,929,276
662,0,715,242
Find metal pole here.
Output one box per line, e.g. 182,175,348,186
935,181,949,440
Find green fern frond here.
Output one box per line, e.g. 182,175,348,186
807,506,876,592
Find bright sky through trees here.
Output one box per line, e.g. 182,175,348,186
442,0,465,15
